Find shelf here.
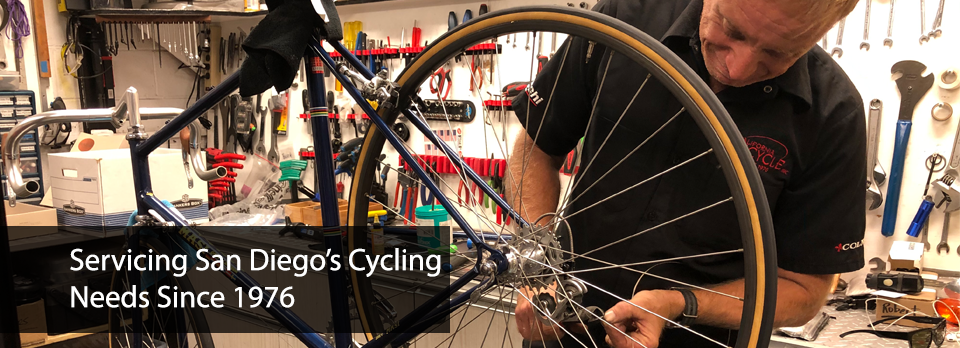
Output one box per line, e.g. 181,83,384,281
72,9,267,18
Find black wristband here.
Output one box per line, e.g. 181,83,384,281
671,288,698,327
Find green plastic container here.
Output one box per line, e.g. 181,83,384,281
415,205,450,252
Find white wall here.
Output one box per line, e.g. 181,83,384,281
30,0,960,276
830,0,959,275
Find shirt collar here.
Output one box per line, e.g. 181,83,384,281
659,0,813,108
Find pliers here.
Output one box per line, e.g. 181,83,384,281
429,67,452,100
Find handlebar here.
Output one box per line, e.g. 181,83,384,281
180,121,228,189
3,87,223,206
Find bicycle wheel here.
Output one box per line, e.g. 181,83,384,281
108,235,215,348
346,6,776,348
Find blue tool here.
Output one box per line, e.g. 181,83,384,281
881,60,934,236
906,198,934,237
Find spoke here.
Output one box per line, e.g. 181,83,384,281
555,52,615,213
525,242,743,301
530,278,647,348
444,292,473,348
515,289,591,347
528,248,743,278
518,254,732,347
516,34,573,221
387,135,509,240
573,197,732,260
543,149,714,232
558,107,684,223
547,270,599,348
478,285,502,347
499,287,517,348
564,73,650,199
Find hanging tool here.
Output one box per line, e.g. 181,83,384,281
866,99,883,210
213,107,220,149
429,68,452,99
881,60,935,236
906,154,943,238
255,97,268,157
250,94,264,155
221,96,239,154
331,105,343,151
932,106,960,213
937,210,951,254
919,0,929,43
884,0,895,47
929,0,944,38
268,96,282,163
831,16,845,57
860,0,871,50
347,109,359,137
536,32,549,73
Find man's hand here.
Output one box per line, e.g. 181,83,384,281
515,287,566,341
602,290,684,348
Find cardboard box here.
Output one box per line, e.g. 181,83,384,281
285,200,382,226
17,299,46,346
888,240,923,272
5,203,57,240
875,288,938,327
47,149,207,236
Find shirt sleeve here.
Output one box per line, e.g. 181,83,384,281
772,106,867,275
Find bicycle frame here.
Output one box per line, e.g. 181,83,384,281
1,32,530,348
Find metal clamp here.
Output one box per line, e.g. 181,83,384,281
932,102,953,121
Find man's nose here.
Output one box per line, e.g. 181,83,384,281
725,46,760,81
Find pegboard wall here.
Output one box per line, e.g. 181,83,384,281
33,0,960,277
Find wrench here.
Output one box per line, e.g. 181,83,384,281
921,218,931,250
884,0,895,47
871,100,888,185
929,0,944,38
861,0,872,50
831,16,845,57
920,0,929,43
866,99,883,210
937,210,951,254
933,108,960,213
267,98,281,163
254,105,267,156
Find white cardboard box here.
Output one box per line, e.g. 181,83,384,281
47,148,207,236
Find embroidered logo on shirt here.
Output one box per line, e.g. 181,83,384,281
835,240,863,252
744,136,790,175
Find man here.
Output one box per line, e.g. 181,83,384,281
507,0,865,347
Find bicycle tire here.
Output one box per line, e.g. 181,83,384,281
107,235,215,348
346,6,776,348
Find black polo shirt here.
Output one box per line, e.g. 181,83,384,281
514,0,865,344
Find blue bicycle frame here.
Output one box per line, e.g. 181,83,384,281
120,33,530,348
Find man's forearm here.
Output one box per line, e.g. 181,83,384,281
695,271,832,329
658,270,833,329
504,132,563,223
